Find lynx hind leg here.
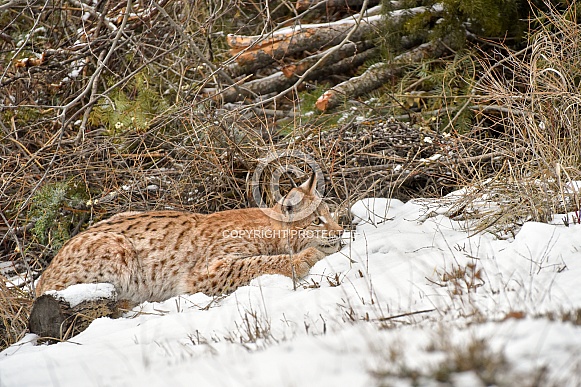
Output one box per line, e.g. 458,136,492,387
36,232,141,301
190,247,327,296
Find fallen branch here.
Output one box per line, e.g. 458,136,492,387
226,16,379,73
221,0,374,106
376,308,435,321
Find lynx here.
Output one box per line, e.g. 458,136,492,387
35,174,343,305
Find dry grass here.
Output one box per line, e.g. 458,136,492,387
371,329,552,386
0,275,32,349
430,336,508,385
370,332,509,386
456,2,581,235
1,1,580,353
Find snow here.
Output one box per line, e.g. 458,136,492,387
43,283,116,308
0,262,12,275
2,196,581,386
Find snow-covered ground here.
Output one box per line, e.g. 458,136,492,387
2,197,581,386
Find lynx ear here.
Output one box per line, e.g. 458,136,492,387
299,171,318,196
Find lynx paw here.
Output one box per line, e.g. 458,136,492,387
292,247,326,278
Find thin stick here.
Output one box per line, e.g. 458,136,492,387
376,308,435,322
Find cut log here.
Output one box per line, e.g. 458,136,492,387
315,39,448,111
323,46,379,76
227,15,381,67
219,42,376,103
281,40,374,78
227,5,382,50
225,5,438,76
29,283,118,342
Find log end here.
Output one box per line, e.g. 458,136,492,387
315,90,334,111
28,295,65,340
281,65,296,78
29,283,119,342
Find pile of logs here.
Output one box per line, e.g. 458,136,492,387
216,1,446,110
6,0,448,116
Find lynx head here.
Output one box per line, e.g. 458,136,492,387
273,172,343,254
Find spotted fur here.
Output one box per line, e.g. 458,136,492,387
36,175,343,304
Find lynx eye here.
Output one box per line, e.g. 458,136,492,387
312,216,326,226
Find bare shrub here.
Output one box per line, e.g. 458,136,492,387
449,3,581,235
0,275,32,349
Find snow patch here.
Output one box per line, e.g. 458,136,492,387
44,283,116,308
350,197,401,225
3,197,581,386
